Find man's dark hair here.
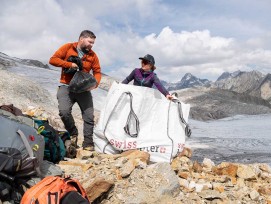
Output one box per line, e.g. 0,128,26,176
79,30,96,39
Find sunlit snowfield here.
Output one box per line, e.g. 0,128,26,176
9,65,271,165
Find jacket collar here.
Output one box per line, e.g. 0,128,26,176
72,42,94,55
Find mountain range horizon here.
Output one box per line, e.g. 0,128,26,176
1,51,271,121
2,51,269,83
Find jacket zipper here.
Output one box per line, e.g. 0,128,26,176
141,72,147,86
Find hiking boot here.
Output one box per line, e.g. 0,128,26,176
66,145,77,158
64,140,77,158
83,145,95,151
70,135,79,148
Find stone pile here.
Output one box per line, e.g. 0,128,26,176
57,148,271,204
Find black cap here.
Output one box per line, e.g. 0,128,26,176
139,54,155,65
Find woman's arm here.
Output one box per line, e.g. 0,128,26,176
122,69,136,84
153,74,172,99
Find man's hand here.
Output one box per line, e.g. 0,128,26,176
71,63,78,69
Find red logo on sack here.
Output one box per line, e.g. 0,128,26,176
160,147,166,153
109,139,137,149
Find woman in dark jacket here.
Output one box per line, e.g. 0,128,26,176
122,54,173,100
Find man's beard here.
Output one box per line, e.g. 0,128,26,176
81,46,90,54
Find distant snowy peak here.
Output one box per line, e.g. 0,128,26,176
167,73,211,90
182,73,210,87
183,73,193,80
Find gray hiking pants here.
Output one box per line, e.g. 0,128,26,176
57,85,94,147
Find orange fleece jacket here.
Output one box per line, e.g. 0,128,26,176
49,42,101,85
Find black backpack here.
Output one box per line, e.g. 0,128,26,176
0,147,22,175
0,109,45,178
0,107,45,203
0,180,24,204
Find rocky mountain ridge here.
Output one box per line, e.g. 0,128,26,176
176,86,271,121
153,70,271,120
251,73,271,101
0,52,49,69
164,70,271,104
217,71,271,104
214,70,268,97
216,70,242,81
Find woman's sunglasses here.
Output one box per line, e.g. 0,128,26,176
141,60,150,65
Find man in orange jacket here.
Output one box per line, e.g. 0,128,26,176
49,30,101,151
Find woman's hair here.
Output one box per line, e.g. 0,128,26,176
151,65,156,71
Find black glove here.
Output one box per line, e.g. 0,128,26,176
67,56,83,71
63,68,77,75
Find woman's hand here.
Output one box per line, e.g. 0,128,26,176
166,94,173,100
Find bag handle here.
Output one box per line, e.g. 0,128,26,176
17,129,34,157
166,94,191,162
171,93,192,137
17,129,42,176
178,102,192,137
103,92,140,139
123,92,140,138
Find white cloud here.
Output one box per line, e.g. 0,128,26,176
1,0,271,82
106,27,271,82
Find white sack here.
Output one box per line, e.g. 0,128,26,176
94,81,190,162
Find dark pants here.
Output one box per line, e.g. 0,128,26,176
57,85,94,147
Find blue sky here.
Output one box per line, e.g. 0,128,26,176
1,0,271,82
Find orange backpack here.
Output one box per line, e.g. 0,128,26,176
21,176,90,204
